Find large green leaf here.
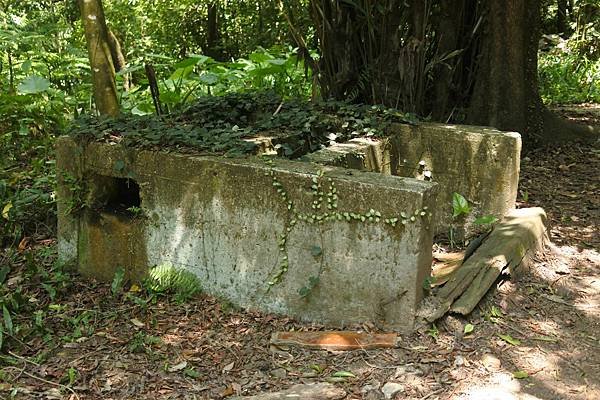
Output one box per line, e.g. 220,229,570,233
17,75,51,94
199,72,219,85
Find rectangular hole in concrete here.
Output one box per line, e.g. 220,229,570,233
90,175,141,216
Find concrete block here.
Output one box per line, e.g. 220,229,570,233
387,123,521,236
56,137,437,332
304,123,521,237
302,138,391,173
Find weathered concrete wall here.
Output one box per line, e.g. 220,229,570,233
56,137,437,332
302,138,391,173
388,123,521,236
305,123,521,236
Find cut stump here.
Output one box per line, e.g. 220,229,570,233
418,207,548,322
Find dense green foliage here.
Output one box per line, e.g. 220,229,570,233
68,92,416,157
537,0,600,104
0,1,312,246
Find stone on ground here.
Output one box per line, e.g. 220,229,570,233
231,383,346,400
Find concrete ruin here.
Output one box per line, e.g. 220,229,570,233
56,121,521,332
304,123,522,236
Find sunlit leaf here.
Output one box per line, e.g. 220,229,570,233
513,370,529,379
452,192,470,218
474,215,499,225
2,202,13,220
332,370,355,378
498,334,521,346
464,324,474,335
18,75,51,94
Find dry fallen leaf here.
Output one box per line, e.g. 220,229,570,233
222,385,235,397
168,361,188,372
222,361,235,373
130,318,145,328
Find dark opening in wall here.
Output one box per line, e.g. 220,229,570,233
109,178,141,211
88,175,141,216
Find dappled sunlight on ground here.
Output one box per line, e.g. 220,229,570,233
1,121,598,398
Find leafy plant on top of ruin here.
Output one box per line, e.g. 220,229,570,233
66,91,419,158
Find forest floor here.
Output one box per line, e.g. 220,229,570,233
0,106,598,400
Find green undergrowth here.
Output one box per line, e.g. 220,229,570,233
0,245,203,360
67,91,419,157
538,29,600,105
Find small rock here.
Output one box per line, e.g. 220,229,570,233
364,390,384,400
393,366,407,379
270,368,287,378
361,381,381,393
481,353,501,371
381,382,404,399
454,355,466,367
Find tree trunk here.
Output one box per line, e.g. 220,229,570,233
557,0,569,35
206,2,219,59
468,0,544,140
107,29,130,91
78,0,119,117
467,0,597,143
430,1,465,121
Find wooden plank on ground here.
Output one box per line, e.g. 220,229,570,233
270,331,400,351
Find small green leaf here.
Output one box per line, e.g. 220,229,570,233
310,364,324,373
0,266,9,284
114,160,125,173
464,324,474,335
332,370,355,378
513,370,529,379
184,368,201,378
452,193,471,218
474,215,499,225
2,202,12,220
498,334,521,346
111,267,125,296
3,306,13,335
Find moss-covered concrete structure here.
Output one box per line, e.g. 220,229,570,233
57,117,521,332
57,137,439,331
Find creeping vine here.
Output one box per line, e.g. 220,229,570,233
263,158,432,297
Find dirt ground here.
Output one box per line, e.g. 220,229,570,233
1,107,598,400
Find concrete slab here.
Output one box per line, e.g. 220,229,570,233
56,137,437,332
387,123,521,237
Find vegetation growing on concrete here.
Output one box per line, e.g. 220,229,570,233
66,92,418,157
263,159,432,296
